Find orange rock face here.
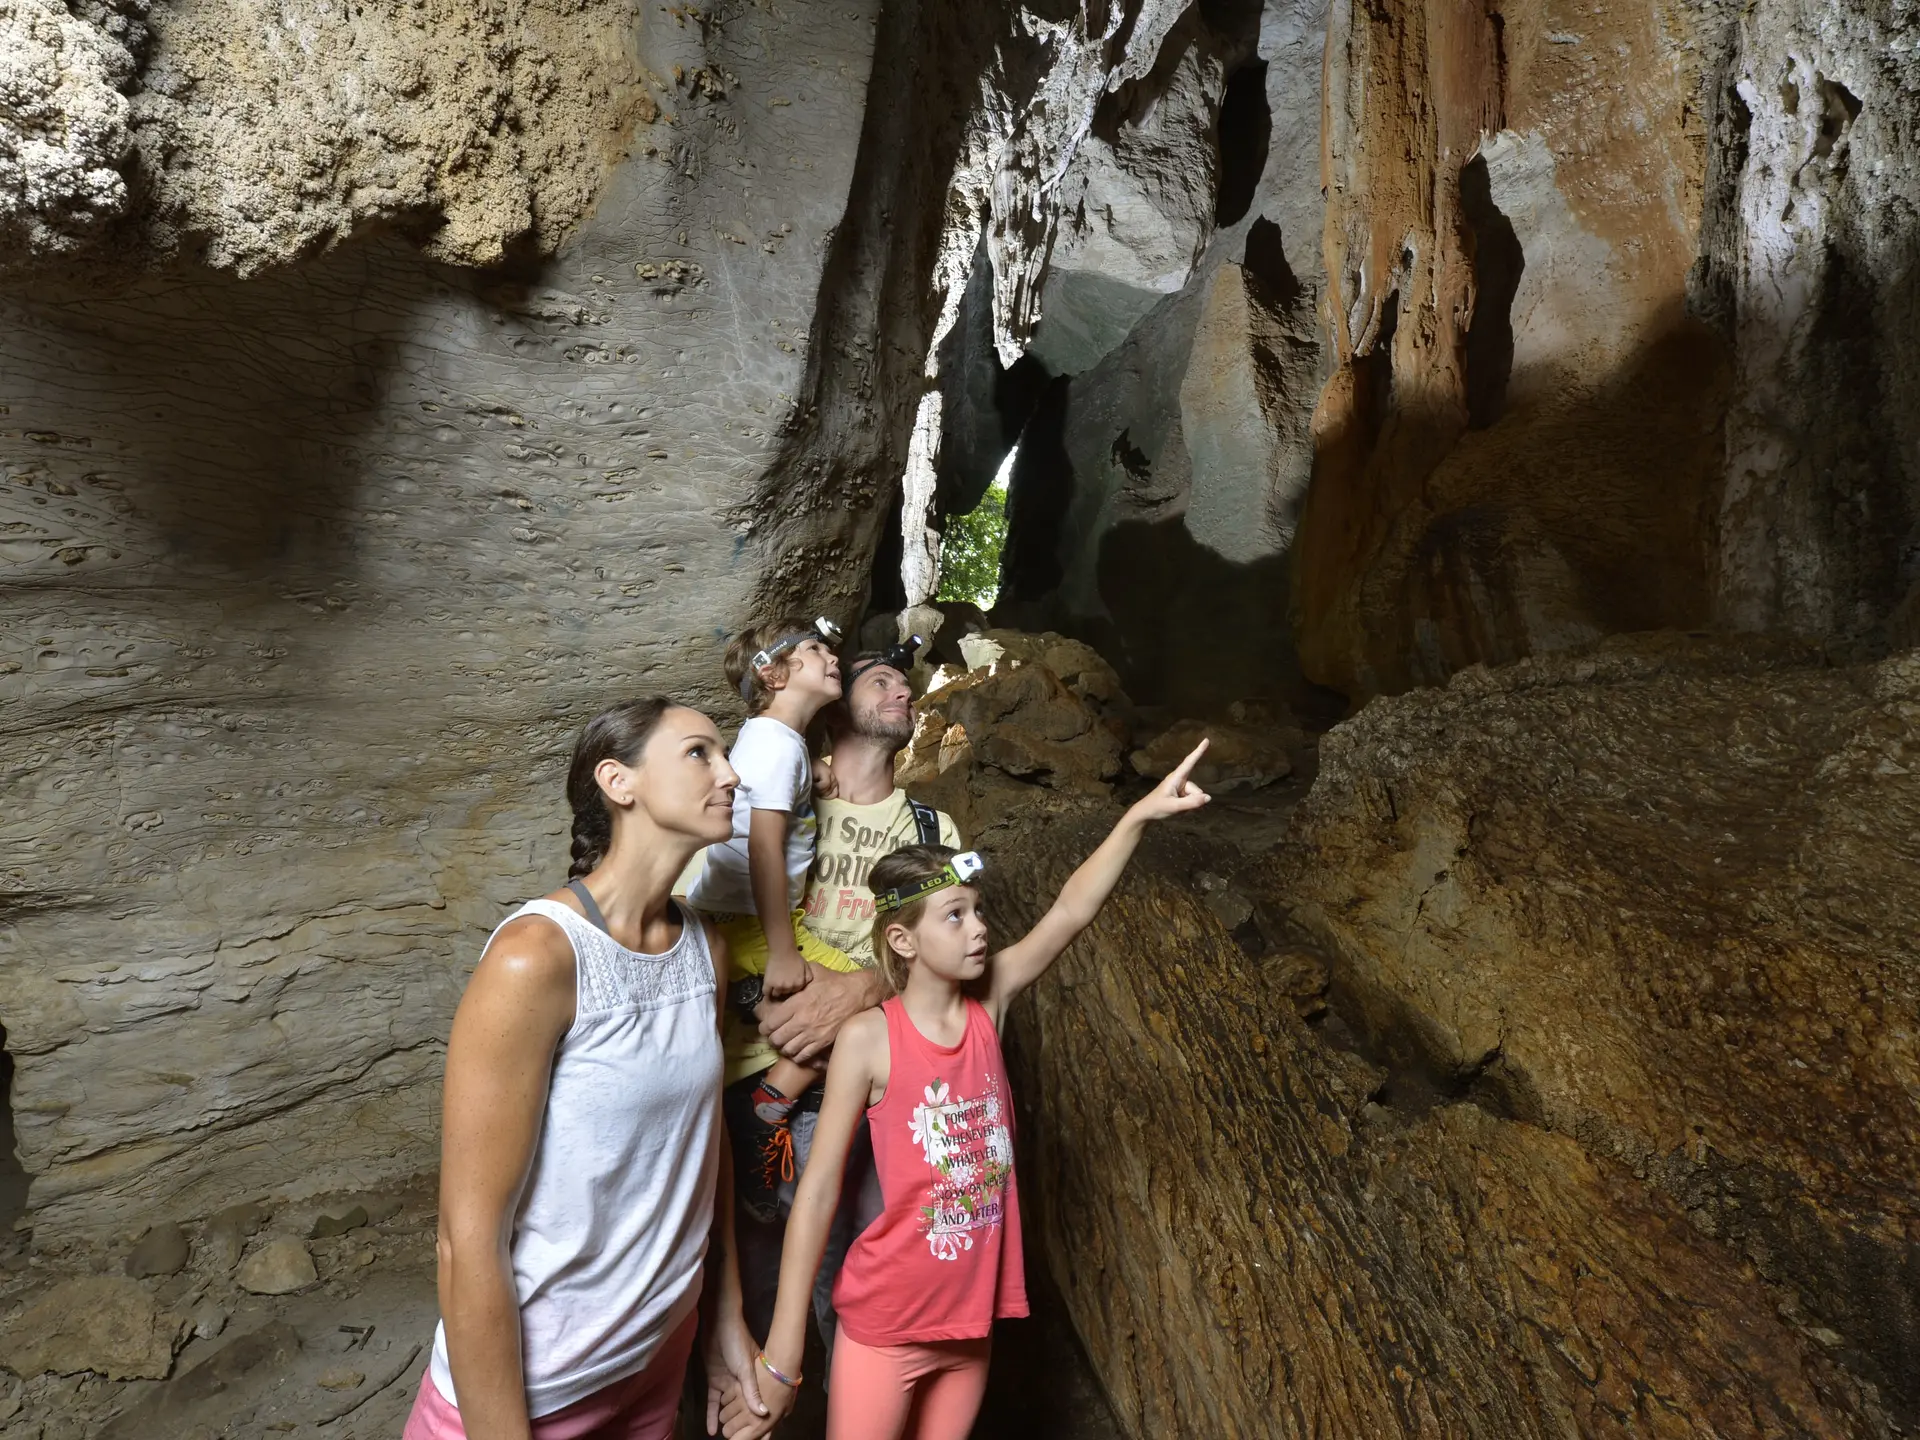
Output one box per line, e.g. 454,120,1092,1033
1297,0,1732,697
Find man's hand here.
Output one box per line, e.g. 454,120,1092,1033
758,965,887,1066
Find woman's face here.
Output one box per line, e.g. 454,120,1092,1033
894,884,989,985
614,707,738,844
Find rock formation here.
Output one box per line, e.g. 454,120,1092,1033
957,632,1910,1435
1,0,1207,1247
1280,633,1920,1421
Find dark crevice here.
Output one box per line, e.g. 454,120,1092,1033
1355,291,1400,449
994,374,1075,610
1459,154,1524,430
0,1026,27,1266
1214,61,1270,227
1243,215,1303,311
1813,74,1862,160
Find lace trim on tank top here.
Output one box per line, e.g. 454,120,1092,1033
517,898,713,1016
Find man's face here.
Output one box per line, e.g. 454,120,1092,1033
848,664,914,746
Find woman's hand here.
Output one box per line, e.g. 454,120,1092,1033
703,1310,767,1436
1126,737,1212,825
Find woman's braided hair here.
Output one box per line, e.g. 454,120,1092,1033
867,843,961,993
566,698,674,879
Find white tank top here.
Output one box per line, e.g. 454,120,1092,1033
429,897,722,1417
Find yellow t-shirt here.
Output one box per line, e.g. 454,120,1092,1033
800,790,962,968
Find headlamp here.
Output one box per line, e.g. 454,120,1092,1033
847,635,924,685
742,617,843,700
873,851,985,915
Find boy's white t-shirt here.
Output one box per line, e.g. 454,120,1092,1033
687,715,815,916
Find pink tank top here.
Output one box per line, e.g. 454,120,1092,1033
832,996,1029,1345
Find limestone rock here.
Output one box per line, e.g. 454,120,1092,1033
1130,716,1295,792
197,1202,264,1272
0,1276,180,1381
907,663,1122,793
0,0,135,263
956,629,1127,712
235,1238,317,1296
308,1205,368,1240
188,1301,226,1341
317,1366,365,1391
1030,34,1224,374
988,802,1891,1438
124,1222,189,1278
1279,633,1920,1419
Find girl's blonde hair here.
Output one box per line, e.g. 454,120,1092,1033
867,843,962,993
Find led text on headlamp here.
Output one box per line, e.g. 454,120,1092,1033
741,617,843,700
873,851,985,915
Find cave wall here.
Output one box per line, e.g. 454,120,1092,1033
1293,0,1736,698
1,0,1212,1250
1293,0,1920,699
1713,0,1920,648
2,0,894,1247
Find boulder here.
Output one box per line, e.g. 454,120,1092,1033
0,1277,181,1381
124,1222,190,1278
1130,716,1295,792
957,629,1128,713
235,1238,317,1296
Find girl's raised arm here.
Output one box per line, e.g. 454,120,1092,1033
987,739,1210,1019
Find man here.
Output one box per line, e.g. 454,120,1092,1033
729,639,962,1347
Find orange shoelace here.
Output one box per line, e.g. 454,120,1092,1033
760,1122,796,1187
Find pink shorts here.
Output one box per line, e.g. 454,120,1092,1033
825,1331,991,1440
402,1313,695,1440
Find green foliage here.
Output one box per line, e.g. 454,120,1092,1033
936,481,1009,609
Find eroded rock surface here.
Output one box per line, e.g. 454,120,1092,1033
1279,634,1920,1417
991,801,1892,1438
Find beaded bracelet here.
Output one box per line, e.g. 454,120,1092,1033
757,1350,803,1389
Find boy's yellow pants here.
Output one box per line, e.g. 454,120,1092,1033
708,910,860,1084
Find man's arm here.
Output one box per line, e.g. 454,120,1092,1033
758,965,889,1066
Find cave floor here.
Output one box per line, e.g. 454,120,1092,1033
0,1183,1122,1440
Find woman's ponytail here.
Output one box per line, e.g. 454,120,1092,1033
565,698,673,879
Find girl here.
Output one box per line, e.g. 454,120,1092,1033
407,699,771,1440
734,739,1211,1440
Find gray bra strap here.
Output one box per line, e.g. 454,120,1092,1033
566,879,612,938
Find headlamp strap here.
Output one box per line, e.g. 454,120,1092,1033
740,617,843,700
873,852,985,915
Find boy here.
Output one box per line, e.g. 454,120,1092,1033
688,617,861,1218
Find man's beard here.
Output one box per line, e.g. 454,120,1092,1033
851,705,915,748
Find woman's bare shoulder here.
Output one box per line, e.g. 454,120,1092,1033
467,911,577,1007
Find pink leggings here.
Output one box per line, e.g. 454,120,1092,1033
825,1332,991,1440
402,1314,695,1440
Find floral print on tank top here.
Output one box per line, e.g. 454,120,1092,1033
907,1074,1014,1261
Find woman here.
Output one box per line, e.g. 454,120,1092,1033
405,698,771,1440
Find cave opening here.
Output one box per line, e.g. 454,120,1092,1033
1214,61,1271,227
937,443,1015,611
